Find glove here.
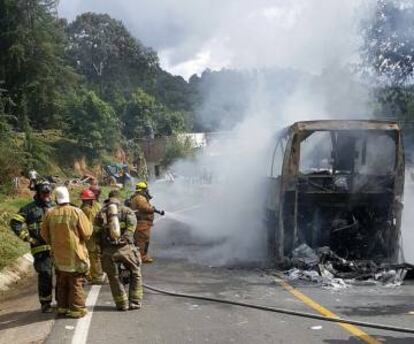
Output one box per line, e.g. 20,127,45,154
117,238,129,246
28,237,37,245
160,210,165,216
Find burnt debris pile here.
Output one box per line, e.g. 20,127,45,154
286,244,410,288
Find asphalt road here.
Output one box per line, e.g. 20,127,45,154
2,212,414,343
43,260,414,344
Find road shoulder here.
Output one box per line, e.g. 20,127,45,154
0,267,55,344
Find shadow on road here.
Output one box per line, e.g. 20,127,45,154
0,309,54,331
93,305,120,313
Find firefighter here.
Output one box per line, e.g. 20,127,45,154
41,186,92,318
130,181,164,263
80,188,105,284
10,181,54,313
95,189,143,311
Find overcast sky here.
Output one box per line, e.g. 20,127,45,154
58,0,370,80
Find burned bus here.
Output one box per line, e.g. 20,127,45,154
265,120,405,265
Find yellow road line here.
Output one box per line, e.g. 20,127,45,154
275,277,381,344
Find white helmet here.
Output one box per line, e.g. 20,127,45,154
55,186,70,204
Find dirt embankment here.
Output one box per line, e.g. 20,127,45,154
0,254,33,292
73,156,101,179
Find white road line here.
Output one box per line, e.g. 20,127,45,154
70,204,197,343
71,285,102,344
71,221,161,344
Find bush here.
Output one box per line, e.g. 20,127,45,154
161,136,195,167
0,116,25,194
67,91,120,152
0,197,31,269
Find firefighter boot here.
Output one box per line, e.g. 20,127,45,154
129,301,142,310
142,255,154,263
66,308,88,319
41,303,53,313
141,241,153,263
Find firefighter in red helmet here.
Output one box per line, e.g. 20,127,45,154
80,188,105,284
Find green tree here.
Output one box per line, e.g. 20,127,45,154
67,91,120,151
122,88,188,140
360,0,414,152
361,0,414,86
152,69,194,113
360,0,414,116
0,89,24,192
66,13,158,101
122,88,159,139
0,0,79,129
154,109,187,136
22,115,55,172
161,136,195,167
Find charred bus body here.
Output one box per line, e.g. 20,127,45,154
265,120,405,265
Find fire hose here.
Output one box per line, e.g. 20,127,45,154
143,283,414,335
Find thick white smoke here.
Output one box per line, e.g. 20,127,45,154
152,95,275,266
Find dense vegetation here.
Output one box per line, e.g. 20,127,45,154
0,1,196,190
360,0,414,155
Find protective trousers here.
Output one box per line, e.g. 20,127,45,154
33,252,53,306
134,221,152,260
102,245,143,309
86,236,104,283
55,270,87,318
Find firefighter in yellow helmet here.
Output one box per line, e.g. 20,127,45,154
95,189,143,311
130,181,164,263
80,188,105,284
41,186,92,318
